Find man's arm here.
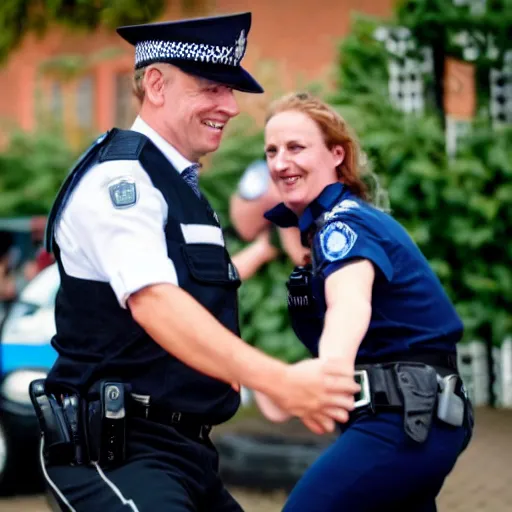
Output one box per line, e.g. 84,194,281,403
128,283,285,393
128,283,360,429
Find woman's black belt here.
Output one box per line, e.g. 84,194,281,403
348,352,466,442
356,351,458,375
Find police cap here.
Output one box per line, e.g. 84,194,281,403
117,12,263,94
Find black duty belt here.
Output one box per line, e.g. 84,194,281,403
356,351,458,374
346,352,468,443
129,394,212,440
352,351,460,412
31,379,215,470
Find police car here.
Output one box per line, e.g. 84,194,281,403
0,263,58,493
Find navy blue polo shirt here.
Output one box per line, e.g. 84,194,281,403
265,183,463,361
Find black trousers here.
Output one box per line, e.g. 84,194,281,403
41,417,243,512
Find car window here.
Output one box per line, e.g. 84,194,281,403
1,263,59,345
19,263,60,307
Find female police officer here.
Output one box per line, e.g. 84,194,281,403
259,92,473,511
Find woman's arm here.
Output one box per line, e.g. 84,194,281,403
318,260,375,367
253,260,374,426
254,390,292,422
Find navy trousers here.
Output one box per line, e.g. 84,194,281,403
283,412,471,512
42,417,243,512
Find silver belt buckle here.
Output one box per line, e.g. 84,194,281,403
354,370,371,408
131,393,150,419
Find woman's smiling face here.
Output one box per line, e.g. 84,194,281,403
264,110,345,216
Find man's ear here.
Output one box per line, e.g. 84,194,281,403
144,66,166,107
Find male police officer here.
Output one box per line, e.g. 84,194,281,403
32,12,359,511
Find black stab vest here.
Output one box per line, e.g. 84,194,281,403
45,129,241,424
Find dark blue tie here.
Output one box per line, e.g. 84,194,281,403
182,164,201,197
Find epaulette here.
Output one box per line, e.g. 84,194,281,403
98,129,148,162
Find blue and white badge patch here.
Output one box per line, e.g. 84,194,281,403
108,177,137,209
319,221,358,262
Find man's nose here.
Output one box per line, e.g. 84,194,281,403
219,89,240,118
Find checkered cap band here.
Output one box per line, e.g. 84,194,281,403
135,38,244,68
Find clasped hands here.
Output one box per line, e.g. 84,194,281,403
254,358,360,435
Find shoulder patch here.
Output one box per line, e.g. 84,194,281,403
325,199,360,221
319,221,358,261
108,177,137,209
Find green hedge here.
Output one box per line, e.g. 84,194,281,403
0,127,78,216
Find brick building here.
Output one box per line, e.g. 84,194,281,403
0,0,394,140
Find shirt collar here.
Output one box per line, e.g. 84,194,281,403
264,182,348,233
130,116,194,174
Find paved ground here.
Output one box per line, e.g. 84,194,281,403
1,406,511,511
436,407,512,512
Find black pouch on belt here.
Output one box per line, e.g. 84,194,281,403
29,379,74,464
394,363,438,444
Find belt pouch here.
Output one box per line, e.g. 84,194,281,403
29,379,73,464
394,363,438,443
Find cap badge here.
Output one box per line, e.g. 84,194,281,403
234,30,246,64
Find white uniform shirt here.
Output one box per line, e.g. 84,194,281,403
55,116,194,308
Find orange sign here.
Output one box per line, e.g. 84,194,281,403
443,57,476,120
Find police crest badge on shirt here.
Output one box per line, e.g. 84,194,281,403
108,177,137,209
319,221,358,261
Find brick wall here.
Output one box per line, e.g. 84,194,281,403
0,0,394,137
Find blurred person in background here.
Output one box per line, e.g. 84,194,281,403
23,216,55,282
32,15,359,512
257,92,473,512
0,230,17,303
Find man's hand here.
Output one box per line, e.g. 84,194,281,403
268,358,360,433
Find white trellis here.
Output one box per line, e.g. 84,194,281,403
445,117,472,158
376,0,512,156
452,0,486,14
493,338,512,407
457,338,512,408
490,51,512,127
449,1,512,128
445,0,489,155
374,26,433,115
458,340,490,406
